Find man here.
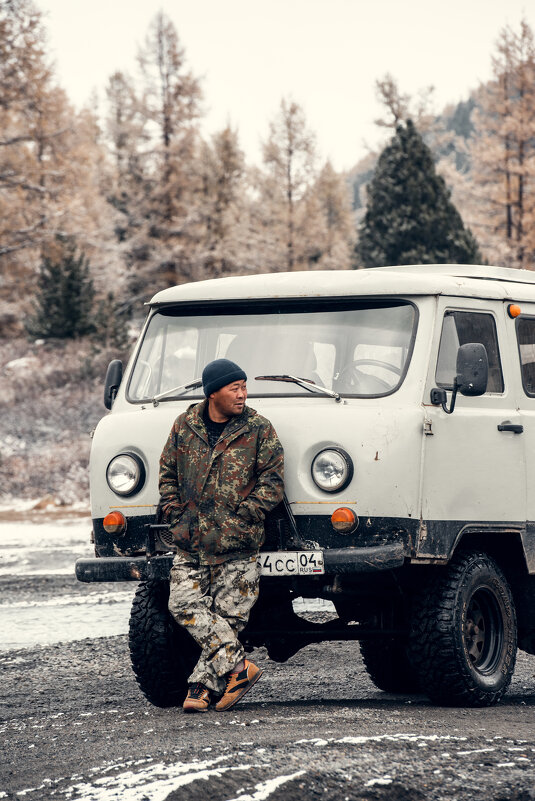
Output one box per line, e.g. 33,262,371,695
159,358,284,713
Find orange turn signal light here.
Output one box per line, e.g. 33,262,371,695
103,510,127,535
331,507,358,533
508,304,522,318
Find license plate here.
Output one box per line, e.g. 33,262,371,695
258,550,324,576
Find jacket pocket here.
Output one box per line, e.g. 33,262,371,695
170,505,193,551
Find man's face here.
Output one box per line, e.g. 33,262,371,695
210,380,247,419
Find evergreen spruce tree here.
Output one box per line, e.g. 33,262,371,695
357,120,481,267
26,236,95,339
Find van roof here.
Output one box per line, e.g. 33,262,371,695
149,264,535,306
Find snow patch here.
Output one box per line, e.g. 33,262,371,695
293,597,335,613
58,757,258,801
226,770,306,801
295,738,327,746
295,733,468,748
4,356,39,372
365,776,393,787
0,498,37,514
338,733,468,745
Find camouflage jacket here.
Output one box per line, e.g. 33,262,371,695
159,400,284,564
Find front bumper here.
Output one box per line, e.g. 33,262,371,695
75,543,406,583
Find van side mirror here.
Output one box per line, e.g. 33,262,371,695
456,342,488,397
430,343,488,415
104,359,123,410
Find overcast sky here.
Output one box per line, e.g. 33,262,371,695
36,0,533,171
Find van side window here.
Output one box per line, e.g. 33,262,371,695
435,311,504,393
516,317,535,396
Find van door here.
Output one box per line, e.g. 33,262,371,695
511,306,535,573
418,299,526,560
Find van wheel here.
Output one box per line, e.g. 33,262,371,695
360,638,420,693
408,551,517,707
128,580,200,707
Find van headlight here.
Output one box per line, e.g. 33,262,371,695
106,453,145,497
311,448,353,493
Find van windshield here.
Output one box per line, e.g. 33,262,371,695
127,300,417,401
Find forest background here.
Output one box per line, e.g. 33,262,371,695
1,0,535,504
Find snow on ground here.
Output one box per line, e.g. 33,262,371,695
0,588,135,651
0,514,135,650
13,754,306,801
0,517,94,575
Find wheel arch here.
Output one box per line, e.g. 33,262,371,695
451,529,528,577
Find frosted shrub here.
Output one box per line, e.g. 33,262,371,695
0,337,129,503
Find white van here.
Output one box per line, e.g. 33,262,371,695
76,264,535,707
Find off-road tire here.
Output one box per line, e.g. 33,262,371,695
129,579,200,707
360,638,420,693
408,550,517,707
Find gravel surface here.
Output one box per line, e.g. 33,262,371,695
2,576,535,800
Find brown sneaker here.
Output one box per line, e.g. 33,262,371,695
215,660,263,711
183,683,211,713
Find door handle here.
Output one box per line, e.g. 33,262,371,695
497,421,524,434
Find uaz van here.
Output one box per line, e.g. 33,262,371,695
76,264,535,707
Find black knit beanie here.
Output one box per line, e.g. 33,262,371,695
202,359,247,397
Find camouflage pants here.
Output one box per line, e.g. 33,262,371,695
168,551,260,695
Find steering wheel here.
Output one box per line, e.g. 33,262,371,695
336,358,401,393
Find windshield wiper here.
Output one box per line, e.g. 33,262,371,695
152,378,203,406
255,374,341,402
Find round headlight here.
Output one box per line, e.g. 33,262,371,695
311,448,353,493
106,453,145,497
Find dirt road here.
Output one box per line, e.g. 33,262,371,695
2,590,535,801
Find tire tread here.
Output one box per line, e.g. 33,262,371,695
128,580,198,708
408,550,516,707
